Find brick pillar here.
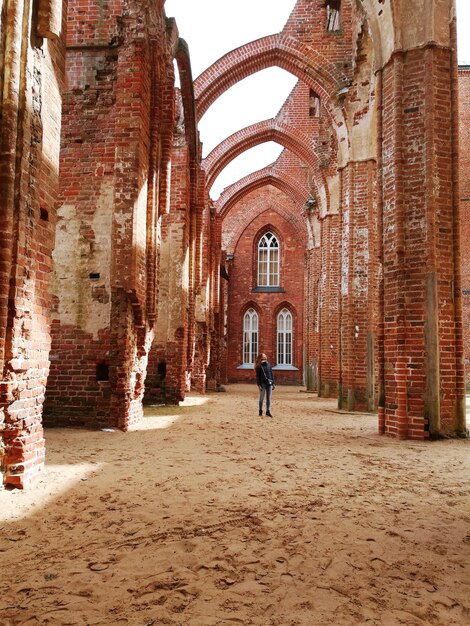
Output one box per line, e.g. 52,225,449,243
191,210,205,397
303,202,323,393
108,22,153,431
205,211,222,391
304,248,318,391
192,201,213,393
338,160,378,412
0,0,66,487
148,133,191,404
379,44,466,438
318,213,340,397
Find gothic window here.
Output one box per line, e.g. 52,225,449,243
326,0,341,32
309,89,321,117
258,232,279,287
277,308,293,366
243,308,259,365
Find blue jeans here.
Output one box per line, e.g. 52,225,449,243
259,384,272,413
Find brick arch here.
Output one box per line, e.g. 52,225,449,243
223,190,308,253
203,118,324,193
216,166,310,218
241,301,263,318
194,33,349,121
173,39,198,162
273,300,297,320
253,222,283,246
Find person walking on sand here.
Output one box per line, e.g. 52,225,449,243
255,353,275,417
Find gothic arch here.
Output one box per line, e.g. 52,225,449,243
223,192,307,255
194,33,349,120
216,166,310,218
203,118,323,192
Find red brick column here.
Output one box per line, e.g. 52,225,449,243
192,201,216,394
318,213,340,397
338,160,378,412
147,137,191,404
304,247,319,391
379,44,466,438
0,0,66,487
206,211,223,391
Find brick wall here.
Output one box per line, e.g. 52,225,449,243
226,189,306,385
379,45,465,439
0,0,66,487
44,0,171,428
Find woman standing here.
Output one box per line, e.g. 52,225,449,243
255,353,275,417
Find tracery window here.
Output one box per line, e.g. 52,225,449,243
243,308,258,365
258,232,279,287
277,308,293,366
326,0,341,32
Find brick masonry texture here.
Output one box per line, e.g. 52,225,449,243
459,68,470,388
0,0,468,489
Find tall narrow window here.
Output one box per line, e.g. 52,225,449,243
258,232,279,287
309,89,321,118
243,308,258,365
326,0,341,32
277,308,293,366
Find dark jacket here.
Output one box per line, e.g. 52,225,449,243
256,361,275,387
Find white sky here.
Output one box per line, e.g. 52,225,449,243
165,0,470,200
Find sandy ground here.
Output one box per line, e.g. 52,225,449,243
1,384,470,626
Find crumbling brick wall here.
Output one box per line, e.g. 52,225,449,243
0,0,67,487
44,0,174,429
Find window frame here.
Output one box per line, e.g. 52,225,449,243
277,308,293,366
257,231,280,288
243,308,259,365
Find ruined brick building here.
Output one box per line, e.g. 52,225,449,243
0,0,468,488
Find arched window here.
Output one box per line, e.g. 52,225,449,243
326,0,341,32
258,232,279,287
277,308,293,366
243,308,258,364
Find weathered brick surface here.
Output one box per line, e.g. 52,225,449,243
44,1,190,428
379,44,465,439
0,0,66,487
338,160,378,411
459,68,470,387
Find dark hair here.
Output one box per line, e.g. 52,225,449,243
255,353,265,367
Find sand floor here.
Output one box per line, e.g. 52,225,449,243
1,384,470,626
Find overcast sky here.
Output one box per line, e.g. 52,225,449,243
165,0,470,200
